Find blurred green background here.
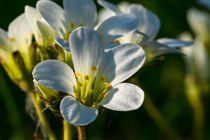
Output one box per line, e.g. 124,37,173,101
0,0,209,140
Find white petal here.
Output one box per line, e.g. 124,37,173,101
104,43,120,53
98,44,146,86
60,96,98,126
0,28,12,53
32,60,76,95
63,0,97,28
97,0,122,14
128,4,160,40
98,8,115,24
157,38,193,48
55,37,70,51
187,8,210,42
96,14,139,46
37,0,70,39
69,27,104,76
8,13,32,51
145,41,184,57
25,6,55,46
100,83,144,111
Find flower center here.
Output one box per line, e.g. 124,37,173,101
73,65,111,107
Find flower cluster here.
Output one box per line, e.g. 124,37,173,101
0,0,192,127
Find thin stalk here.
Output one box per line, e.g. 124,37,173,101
77,126,86,140
29,91,57,140
0,70,25,140
185,76,204,140
143,93,181,140
63,120,72,140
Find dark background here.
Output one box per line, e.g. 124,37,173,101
0,0,209,140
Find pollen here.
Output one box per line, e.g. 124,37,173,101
104,82,111,89
84,75,89,80
111,40,120,44
100,77,104,82
75,72,80,77
71,22,75,29
78,24,83,27
91,66,97,71
8,37,14,42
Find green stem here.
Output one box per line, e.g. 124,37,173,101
29,91,57,140
77,126,86,140
143,93,181,140
185,76,204,140
63,120,72,140
0,69,26,140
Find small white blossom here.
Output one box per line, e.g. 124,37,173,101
25,6,56,47
35,0,140,49
98,0,193,59
33,27,145,125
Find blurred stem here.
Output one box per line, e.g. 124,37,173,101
144,93,181,140
77,126,86,140
29,91,57,140
185,76,204,140
63,120,72,140
0,70,25,140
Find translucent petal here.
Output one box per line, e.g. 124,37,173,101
128,4,160,40
69,27,104,76
33,60,76,95
37,0,70,39
98,44,146,86
55,37,70,51
157,38,193,48
0,28,12,53
100,83,144,111
25,6,56,46
60,96,98,125
63,0,97,28
96,14,139,46
97,0,122,14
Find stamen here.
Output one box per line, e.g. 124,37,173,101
8,37,14,42
100,77,104,82
104,82,111,89
91,66,97,71
111,40,120,44
75,72,80,77
71,22,75,29
84,75,89,80
78,24,83,27
74,92,79,99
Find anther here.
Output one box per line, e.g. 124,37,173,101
78,24,83,27
104,82,111,89
75,72,80,77
84,75,89,80
71,22,75,29
100,77,104,82
8,37,14,42
91,66,97,71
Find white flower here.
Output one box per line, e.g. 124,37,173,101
35,0,140,49
187,8,210,44
33,27,145,125
0,13,33,71
98,0,193,58
25,6,56,47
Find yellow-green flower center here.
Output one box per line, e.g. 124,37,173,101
73,65,111,107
